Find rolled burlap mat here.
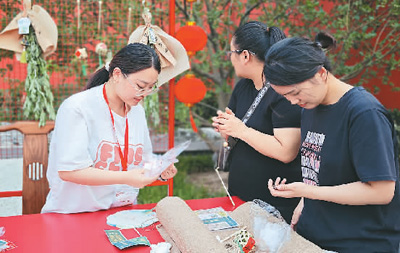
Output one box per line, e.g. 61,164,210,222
156,196,227,253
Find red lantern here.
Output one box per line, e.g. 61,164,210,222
175,74,207,132
175,21,207,56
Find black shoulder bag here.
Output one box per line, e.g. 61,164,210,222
218,84,269,171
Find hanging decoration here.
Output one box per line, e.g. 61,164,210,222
175,21,207,56
174,0,208,132
175,0,207,56
98,0,103,32
95,42,108,68
127,7,132,35
175,74,207,132
23,25,56,127
0,0,58,58
75,47,88,76
128,1,190,86
76,0,81,31
0,0,58,127
128,0,190,130
73,0,88,76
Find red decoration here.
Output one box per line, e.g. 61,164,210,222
175,74,207,132
175,21,207,56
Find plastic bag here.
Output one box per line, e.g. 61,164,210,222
250,200,291,252
143,140,191,177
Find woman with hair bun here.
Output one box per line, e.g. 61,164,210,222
212,21,302,224
266,32,400,252
42,43,177,214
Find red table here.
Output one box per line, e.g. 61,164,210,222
0,196,244,253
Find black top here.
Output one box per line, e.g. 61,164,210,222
297,87,400,252
227,79,302,222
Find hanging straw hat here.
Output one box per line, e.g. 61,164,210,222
0,0,58,58
128,7,190,86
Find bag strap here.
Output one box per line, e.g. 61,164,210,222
241,82,269,124
218,83,270,170
224,82,269,149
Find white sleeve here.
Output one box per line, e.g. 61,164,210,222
52,98,93,171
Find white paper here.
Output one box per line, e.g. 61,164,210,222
107,209,158,229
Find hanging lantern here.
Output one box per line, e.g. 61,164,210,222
175,21,207,56
175,74,207,132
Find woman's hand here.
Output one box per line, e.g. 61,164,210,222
160,164,178,180
212,108,232,139
212,109,228,136
290,198,304,230
213,107,246,139
126,169,158,188
268,177,307,199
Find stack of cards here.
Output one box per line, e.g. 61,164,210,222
195,207,239,231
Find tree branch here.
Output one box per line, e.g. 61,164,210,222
191,65,222,84
339,42,400,82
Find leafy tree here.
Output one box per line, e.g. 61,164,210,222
174,0,400,151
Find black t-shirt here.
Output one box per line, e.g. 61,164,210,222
297,87,400,252
227,79,302,221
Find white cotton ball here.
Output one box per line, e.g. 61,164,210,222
150,242,172,253
260,223,290,252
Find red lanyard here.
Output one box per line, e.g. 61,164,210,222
102,84,129,171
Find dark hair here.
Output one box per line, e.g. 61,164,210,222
86,43,161,89
233,21,286,62
264,31,336,86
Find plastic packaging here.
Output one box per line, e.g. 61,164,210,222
250,200,291,253
143,140,191,177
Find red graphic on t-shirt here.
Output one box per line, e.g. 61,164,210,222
300,131,325,186
93,141,144,170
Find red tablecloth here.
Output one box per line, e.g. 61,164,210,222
0,196,244,253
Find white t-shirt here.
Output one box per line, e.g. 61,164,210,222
41,84,153,214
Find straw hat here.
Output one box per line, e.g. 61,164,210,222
128,8,190,86
0,0,58,58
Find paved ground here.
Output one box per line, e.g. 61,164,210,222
188,170,229,194
0,158,23,217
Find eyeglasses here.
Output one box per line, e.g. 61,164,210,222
225,49,256,58
123,73,159,97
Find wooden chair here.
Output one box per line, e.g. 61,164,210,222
0,121,54,214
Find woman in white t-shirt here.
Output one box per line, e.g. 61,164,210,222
42,43,177,214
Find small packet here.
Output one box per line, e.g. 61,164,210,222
234,229,255,253
104,230,150,250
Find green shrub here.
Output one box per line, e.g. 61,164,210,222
175,152,215,173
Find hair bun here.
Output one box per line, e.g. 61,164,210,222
315,31,336,51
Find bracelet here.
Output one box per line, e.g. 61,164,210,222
158,175,168,182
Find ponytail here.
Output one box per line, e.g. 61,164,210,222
233,21,286,62
85,67,110,90
315,31,336,51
